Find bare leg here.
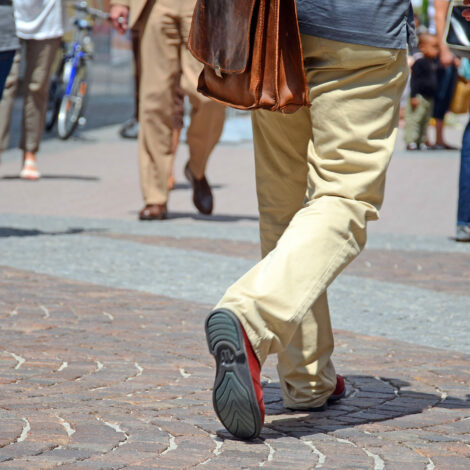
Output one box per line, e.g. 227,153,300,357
23,151,36,163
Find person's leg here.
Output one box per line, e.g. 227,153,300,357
179,3,225,181
433,64,458,149
0,50,15,101
132,28,141,121
20,37,61,176
457,118,470,233
404,96,425,147
215,37,408,398
250,107,337,409
168,78,185,190
182,89,225,179
418,97,433,147
137,0,180,211
119,29,141,139
0,48,21,153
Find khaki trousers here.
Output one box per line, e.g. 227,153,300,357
135,0,225,205
0,38,61,153
216,36,408,409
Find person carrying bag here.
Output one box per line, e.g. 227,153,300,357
191,0,414,441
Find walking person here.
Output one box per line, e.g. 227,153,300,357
0,0,67,180
435,0,470,240
119,43,186,191
456,120,470,240
432,0,459,150
0,1,19,101
203,1,412,440
110,0,225,220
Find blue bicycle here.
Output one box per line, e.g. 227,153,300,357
46,1,108,139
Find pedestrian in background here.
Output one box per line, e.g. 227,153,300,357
110,0,226,221
435,0,470,240
457,115,470,241
0,1,19,101
0,0,67,180
404,32,440,150
431,0,459,149
119,44,186,191
203,1,412,440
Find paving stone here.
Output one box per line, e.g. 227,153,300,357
429,456,470,469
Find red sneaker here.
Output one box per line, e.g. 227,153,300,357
327,374,346,402
287,374,346,411
205,309,264,440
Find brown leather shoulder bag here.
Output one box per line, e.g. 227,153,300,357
188,0,310,114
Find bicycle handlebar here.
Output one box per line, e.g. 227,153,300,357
72,1,110,21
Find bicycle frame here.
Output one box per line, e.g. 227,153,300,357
64,42,87,96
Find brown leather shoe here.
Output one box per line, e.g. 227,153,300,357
138,204,167,220
184,162,213,215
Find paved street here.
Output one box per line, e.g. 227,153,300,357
0,115,469,468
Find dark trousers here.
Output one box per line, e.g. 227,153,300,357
433,64,457,120
458,118,470,225
0,50,15,100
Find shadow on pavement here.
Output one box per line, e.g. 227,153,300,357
171,182,224,191
253,375,470,439
167,211,259,222
1,175,100,181
0,227,106,238
126,210,259,222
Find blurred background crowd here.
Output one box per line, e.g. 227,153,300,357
0,0,469,240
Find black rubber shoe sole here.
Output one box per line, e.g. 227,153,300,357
205,309,262,440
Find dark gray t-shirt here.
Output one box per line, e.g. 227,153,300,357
297,0,413,50
0,1,20,52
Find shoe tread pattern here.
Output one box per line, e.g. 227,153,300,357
214,371,257,439
206,311,240,353
206,309,260,440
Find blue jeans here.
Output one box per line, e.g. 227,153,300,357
433,64,457,120
458,118,470,225
0,50,15,100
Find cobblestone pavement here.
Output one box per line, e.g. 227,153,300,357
1,266,469,469
1,123,470,468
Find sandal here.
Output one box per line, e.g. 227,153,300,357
20,159,41,180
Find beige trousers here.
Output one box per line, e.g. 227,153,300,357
404,94,433,145
0,38,61,153
216,36,408,409
135,0,226,205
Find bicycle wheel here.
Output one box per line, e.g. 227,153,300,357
57,62,88,140
45,74,63,131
